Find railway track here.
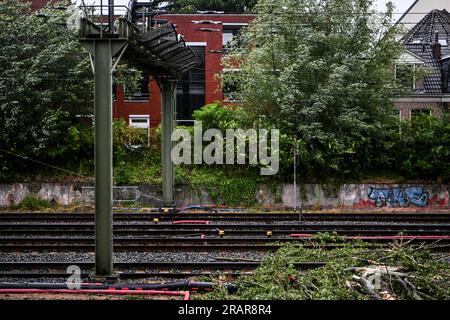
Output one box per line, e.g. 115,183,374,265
0,261,325,279
1,212,450,249
1,211,449,282
1,222,449,229
1,236,450,252
0,212,449,223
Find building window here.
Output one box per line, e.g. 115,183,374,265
129,115,150,129
222,69,242,102
222,24,246,53
176,46,205,120
128,78,150,101
395,63,426,92
410,109,432,119
439,39,448,46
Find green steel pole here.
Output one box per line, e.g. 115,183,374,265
158,79,177,210
80,38,127,278
94,41,114,276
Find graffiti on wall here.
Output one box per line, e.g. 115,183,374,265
367,186,429,207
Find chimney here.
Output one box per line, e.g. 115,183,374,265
432,32,441,60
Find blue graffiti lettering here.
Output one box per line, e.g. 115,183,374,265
367,186,428,207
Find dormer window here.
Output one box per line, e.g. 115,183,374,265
411,39,422,44
438,39,448,46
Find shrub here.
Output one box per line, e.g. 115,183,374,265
395,114,450,181
12,194,52,210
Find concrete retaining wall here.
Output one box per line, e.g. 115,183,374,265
0,182,448,209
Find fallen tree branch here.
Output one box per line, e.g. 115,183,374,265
394,276,422,300
352,275,382,300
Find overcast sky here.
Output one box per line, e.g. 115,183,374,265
375,0,414,12
375,0,415,20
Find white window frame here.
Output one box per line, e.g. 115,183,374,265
186,42,207,47
222,24,248,48
409,109,432,119
129,115,150,129
222,23,249,27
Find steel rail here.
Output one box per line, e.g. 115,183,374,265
1,242,447,252
0,261,324,279
0,235,449,245
1,228,449,237
0,212,449,222
1,222,449,229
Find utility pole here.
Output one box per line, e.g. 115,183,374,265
157,78,178,213
293,144,302,222
77,0,198,276
108,0,114,32
293,145,297,214
79,5,129,278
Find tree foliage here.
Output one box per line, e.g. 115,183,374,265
222,0,404,180
0,0,92,178
0,0,142,181
396,114,450,182
152,0,257,13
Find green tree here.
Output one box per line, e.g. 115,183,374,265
161,0,257,13
222,0,404,180
0,0,142,180
395,114,450,182
0,0,93,179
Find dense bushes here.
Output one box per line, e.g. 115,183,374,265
395,114,450,182
2,101,449,188
191,102,450,183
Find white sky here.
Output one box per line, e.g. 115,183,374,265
375,0,415,20
375,0,414,13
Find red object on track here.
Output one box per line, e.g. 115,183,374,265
0,289,190,300
289,234,314,238
172,220,210,225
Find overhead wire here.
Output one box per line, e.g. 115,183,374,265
0,148,89,178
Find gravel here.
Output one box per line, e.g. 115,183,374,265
0,250,270,263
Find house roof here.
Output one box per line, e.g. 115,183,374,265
395,0,450,30
401,9,450,93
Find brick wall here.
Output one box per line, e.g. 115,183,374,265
113,14,255,126
394,101,443,120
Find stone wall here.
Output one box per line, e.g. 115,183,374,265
0,182,448,209
279,184,449,208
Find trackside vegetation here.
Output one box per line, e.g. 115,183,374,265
199,241,450,300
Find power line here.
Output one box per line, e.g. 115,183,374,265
0,148,88,178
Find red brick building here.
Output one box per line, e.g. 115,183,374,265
113,14,255,128
30,0,61,11
28,1,254,128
